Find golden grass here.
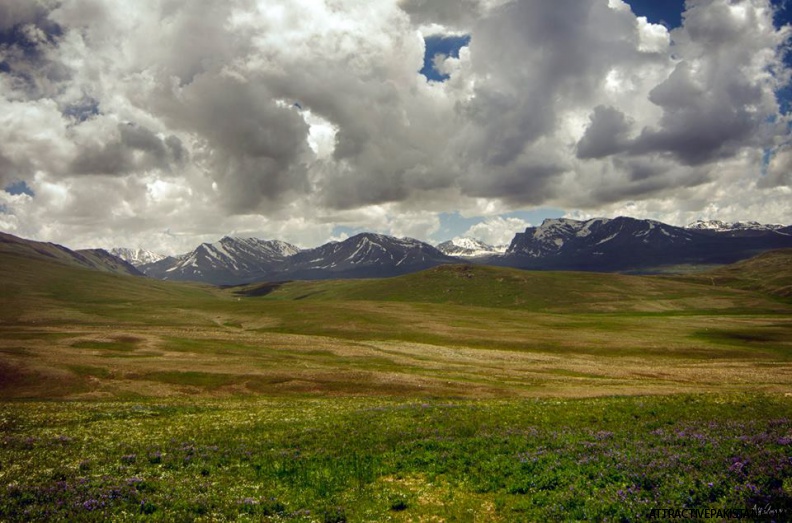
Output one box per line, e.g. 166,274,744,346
2,310,791,400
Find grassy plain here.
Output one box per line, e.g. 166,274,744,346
1,248,792,520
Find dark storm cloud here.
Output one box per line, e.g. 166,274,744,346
576,106,633,160
153,74,312,212
461,162,564,205
582,157,710,207
451,0,647,202
628,61,763,165
70,123,186,176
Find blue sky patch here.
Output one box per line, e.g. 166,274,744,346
436,208,565,243
62,97,101,122
330,225,367,240
625,0,684,29
421,34,471,82
4,181,35,197
627,0,791,31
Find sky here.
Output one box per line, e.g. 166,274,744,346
0,0,791,254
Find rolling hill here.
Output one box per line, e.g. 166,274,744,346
679,248,792,299
1,231,791,400
234,254,792,317
0,232,143,276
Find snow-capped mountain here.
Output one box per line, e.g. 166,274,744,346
500,217,792,271
141,236,301,285
140,233,459,283
436,237,507,258
283,233,459,279
507,217,693,258
110,248,167,267
127,217,792,284
686,220,787,234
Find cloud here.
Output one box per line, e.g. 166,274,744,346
576,106,634,160
463,216,530,246
761,145,792,187
69,122,186,176
0,0,789,252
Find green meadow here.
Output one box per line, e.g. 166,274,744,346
1,248,792,520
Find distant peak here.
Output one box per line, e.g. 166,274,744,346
109,247,167,267
686,220,784,232
436,237,505,257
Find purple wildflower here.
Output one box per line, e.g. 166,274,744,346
81,499,103,511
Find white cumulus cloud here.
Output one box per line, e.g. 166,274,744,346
0,0,789,252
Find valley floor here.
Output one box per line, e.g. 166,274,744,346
2,308,792,400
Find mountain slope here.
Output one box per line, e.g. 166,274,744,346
75,249,146,276
500,217,792,272
141,236,301,285
437,237,506,258
282,233,460,279
686,220,787,234
110,247,167,267
0,232,142,276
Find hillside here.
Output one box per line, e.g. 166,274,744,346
683,249,792,299
0,232,142,276
236,262,786,314
0,237,217,326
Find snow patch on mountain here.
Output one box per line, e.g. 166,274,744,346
436,237,506,258
686,220,784,232
110,248,167,267
507,217,694,258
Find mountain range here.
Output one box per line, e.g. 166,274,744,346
141,236,301,285
500,217,792,272
134,233,458,285
4,216,789,286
